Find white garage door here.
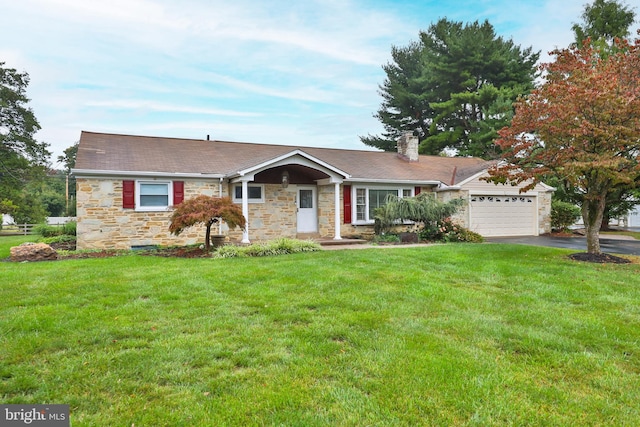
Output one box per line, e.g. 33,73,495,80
469,195,536,237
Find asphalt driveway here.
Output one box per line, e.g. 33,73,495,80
485,235,640,256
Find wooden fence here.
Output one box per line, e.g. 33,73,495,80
0,224,39,236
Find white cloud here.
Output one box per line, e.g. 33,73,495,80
3,0,627,163
84,100,262,117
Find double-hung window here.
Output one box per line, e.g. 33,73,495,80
123,180,183,210
137,181,172,211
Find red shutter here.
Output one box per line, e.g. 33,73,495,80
343,185,352,224
123,180,135,208
414,186,422,195
173,181,184,205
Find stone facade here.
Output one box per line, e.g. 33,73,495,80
396,132,419,162
76,176,552,249
317,184,336,238
76,178,223,250
228,184,298,242
537,191,553,235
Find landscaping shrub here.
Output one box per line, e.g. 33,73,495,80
551,200,581,232
33,223,64,238
373,193,465,237
420,218,483,243
34,221,77,239
62,221,77,236
214,238,321,258
373,233,401,244
41,234,76,245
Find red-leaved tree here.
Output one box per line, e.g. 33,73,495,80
169,196,245,251
487,36,640,255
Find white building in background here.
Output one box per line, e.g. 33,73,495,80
2,214,14,225
628,206,640,228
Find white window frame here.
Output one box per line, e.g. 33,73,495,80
232,184,265,204
352,186,414,224
136,180,173,212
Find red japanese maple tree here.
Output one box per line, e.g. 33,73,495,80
169,196,246,251
488,36,640,254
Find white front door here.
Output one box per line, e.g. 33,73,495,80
297,187,318,233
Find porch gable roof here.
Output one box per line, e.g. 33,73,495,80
229,149,350,182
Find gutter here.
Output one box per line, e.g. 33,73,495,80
71,169,225,179
346,178,441,186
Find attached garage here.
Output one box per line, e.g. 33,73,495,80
468,195,537,237
444,171,553,237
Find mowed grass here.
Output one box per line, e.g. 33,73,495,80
1,236,640,426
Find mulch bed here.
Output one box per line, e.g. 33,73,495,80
138,246,213,258
45,241,214,259
568,252,631,264
54,246,213,260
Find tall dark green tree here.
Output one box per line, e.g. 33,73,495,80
361,19,539,159
58,141,78,215
572,0,635,48
0,62,50,222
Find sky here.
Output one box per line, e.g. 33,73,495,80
2,0,638,167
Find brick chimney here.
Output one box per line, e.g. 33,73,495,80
396,132,419,162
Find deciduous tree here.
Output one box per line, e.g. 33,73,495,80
0,62,50,221
568,0,638,229
169,196,246,251
487,36,640,255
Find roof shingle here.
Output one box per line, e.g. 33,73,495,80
75,131,493,185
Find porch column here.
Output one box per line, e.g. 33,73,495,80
241,180,250,243
333,182,342,240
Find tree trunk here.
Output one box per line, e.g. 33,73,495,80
582,194,607,255
600,209,611,231
204,222,212,251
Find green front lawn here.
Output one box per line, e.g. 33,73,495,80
1,237,639,425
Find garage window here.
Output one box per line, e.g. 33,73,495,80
471,196,533,203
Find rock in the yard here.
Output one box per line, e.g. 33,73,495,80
10,242,58,262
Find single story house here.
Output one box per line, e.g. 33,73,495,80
72,131,553,249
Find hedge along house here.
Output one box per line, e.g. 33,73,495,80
72,131,553,250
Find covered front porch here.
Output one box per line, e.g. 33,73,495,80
227,150,350,244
